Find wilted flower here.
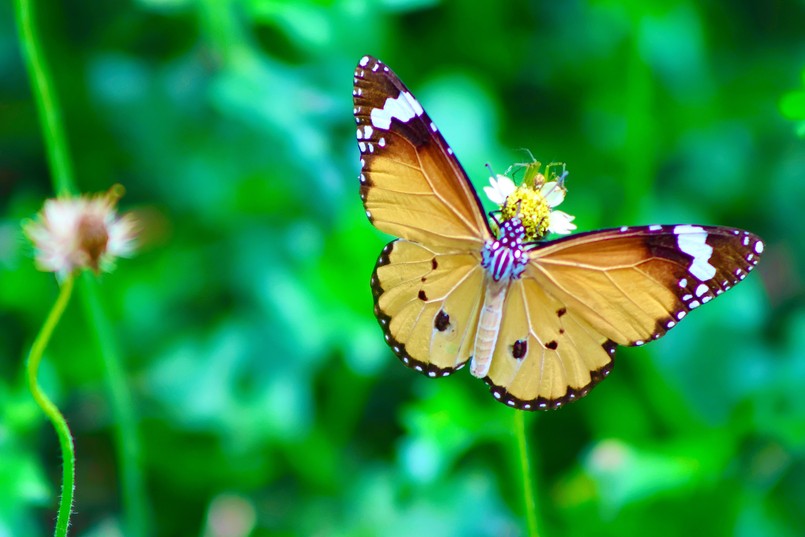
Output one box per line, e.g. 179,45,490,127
24,186,137,279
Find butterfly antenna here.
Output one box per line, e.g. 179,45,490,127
489,211,503,228
485,162,497,177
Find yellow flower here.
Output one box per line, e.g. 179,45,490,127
485,161,576,242
24,186,137,279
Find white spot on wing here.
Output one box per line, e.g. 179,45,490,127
649,225,662,231
755,241,764,254
679,278,688,288
674,225,716,281
370,91,423,130
359,56,369,67
695,283,709,297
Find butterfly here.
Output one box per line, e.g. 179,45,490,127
353,55,764,410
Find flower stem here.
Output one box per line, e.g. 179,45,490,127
13,0,77,196
79,273,149,537
26,275,76,537
514,410,540,537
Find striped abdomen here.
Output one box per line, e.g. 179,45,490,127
470,276,511,378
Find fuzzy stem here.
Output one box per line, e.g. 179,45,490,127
26,275,76,537
514,411,540,537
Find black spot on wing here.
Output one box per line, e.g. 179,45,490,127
512,339,527,360
371,240,456,378
434,310,450,331
483,339,617,411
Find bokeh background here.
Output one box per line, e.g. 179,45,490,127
2,0,804,536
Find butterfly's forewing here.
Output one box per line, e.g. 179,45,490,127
371,240,485,375
485,225,764,409
353,55,492,248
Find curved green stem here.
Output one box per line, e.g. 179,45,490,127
514,411,539,537
26,275,76,537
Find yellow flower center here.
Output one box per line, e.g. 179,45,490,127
500,184,551,242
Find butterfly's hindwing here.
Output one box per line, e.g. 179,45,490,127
354,56,492,248
484,276,616,410
371,239,485,376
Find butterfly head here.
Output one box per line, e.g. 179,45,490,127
482,217,529,281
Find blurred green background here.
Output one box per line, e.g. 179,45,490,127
2,0,804,536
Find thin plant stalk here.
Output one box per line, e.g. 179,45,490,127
26,275,76,537
13,0,76,196
514,410,540,537
14,1,149,535
78,273,149,536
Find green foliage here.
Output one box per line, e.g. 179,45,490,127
1,0,803,536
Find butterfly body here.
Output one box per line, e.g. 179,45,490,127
471,274,510,378
472,217,531,377
355,55,763,410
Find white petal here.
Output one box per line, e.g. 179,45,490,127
483,185,505,205
484,174,516,205
548,210,576,235
540,182,566,207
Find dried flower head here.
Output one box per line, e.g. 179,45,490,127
24,186,137,279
